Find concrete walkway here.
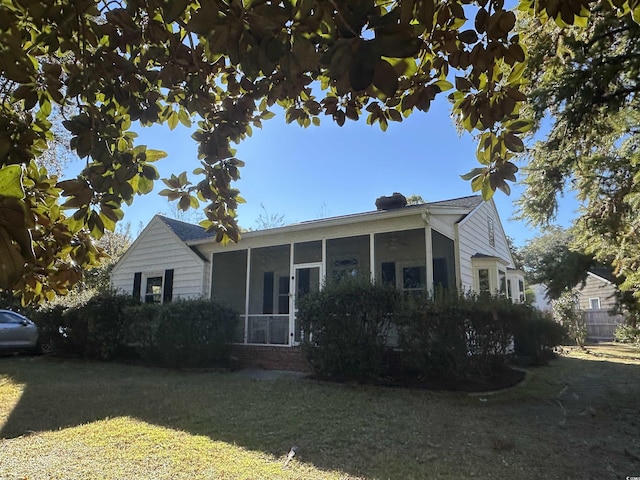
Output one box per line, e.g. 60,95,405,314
231,368,307,381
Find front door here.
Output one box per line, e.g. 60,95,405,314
291,264,322,345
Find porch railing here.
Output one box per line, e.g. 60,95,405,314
246,315,290,345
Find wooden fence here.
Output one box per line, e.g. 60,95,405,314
583,310,624,341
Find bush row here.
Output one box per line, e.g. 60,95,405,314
31,294,238,368
298,279,567,382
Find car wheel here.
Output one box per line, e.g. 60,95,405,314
38,339,55,355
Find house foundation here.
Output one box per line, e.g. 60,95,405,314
230,345,311,372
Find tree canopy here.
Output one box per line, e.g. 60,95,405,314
516,7,640,300
1,0,639,303
517,226,595,299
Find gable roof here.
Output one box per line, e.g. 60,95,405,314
110,215,207,276
156,215,214,242
159,195,484,246
588,268,617,285
426,195,483,209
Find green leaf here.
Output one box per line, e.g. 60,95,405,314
0,165,25,199
504,133,525,153
137,176,154,194
633,4,640,23
471,174,484,192
373,59,399,98
178,109,192,128
0,227,25,288
433,80,453,92
481,177,494,200
168,111,179,130
145,149,168,162
460,167,485,181
162,0,188,22
39,96,52,116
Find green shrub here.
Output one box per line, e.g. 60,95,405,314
151,299,238,368
396,290,470,378
32,295,238,367
124,302,164,360
513,309,567,365
398,292,521,379
298,278,401,381
552,290,586,347
614,323,640,346
83,293,140,360
29,305,68,354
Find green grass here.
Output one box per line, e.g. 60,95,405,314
1,344,640,479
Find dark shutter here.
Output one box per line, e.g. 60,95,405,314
262,271,274,314
133,272,142,300
163,269,174,303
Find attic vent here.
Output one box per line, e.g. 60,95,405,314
375,192,407,210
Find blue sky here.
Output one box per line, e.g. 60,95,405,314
72,95,578,247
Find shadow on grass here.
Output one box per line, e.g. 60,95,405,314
1,350,640,479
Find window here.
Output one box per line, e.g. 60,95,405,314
478,269,490,293
589,298,601,310
381,262,396,286
145,276,163,303
331,257,359,281
402,266,426,295
0,311,24,324
518,280,525,302
499,270,507,295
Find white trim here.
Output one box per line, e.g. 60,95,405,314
369,233,376,282
243,248,251,345
589,297,602,310
292,262,323,346
425,225,433,293
586,271,614,285
187,203,475,247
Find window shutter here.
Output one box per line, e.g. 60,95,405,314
163,269,174,303
133,272,142,300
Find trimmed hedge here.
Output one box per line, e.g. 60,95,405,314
298,277,401,381
512,308,568,365
32,294,238,368
126,299,237,368
398,292,518,379
299,283,568,382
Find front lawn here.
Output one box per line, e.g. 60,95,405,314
1,345,639,479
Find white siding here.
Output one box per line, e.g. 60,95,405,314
111,218,206,300
457,200,514,291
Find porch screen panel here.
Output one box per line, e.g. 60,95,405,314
326,235,370,284
294,240,322,264
212,250,247,312
374,229,426,292
431,230,456,291
248,245,290,344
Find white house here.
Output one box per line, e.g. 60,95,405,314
111,195,524,368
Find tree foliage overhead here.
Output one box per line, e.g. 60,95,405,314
516,7,640,298
1,0,638,303
518,226,594,299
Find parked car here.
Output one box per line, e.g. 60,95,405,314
0,309,43,354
